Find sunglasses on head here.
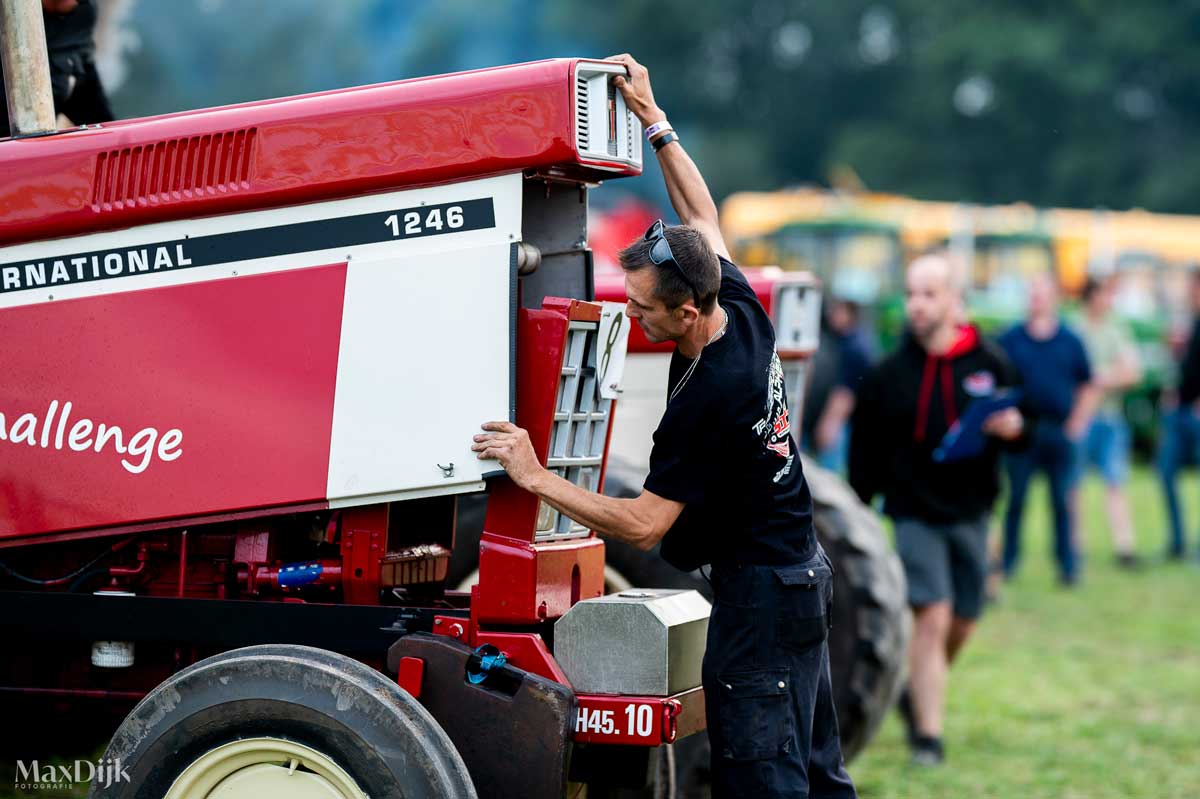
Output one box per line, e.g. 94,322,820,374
644,219,700,307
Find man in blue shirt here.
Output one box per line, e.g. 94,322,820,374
999,274,1097,585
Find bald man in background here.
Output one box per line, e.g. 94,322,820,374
850,252,1026,766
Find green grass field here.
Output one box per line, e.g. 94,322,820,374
850,466,1200,799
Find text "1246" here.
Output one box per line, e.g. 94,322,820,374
384,206,465,237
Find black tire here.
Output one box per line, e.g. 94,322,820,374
801,455,910,760
90,644,476,798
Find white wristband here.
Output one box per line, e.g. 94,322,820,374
644,120,672,140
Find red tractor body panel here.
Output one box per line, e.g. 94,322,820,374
0,58,635,248
0,264,346,542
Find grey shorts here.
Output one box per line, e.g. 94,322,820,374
894,515,990,620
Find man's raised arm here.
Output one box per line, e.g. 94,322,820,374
608,53,731,262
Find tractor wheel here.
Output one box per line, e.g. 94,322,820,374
801,456,911,760
90,644,476,799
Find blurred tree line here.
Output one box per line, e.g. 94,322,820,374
107,0,1200,213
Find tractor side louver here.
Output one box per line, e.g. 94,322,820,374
91,128,258,211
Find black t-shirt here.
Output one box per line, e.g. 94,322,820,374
644,257,816,571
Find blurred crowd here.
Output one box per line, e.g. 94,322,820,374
801,252,1200,766
805,258,1200,570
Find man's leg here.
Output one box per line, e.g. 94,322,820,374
1158,409,1187,558
703,556,855,798
807,643,857,798
893,517,952,745
945,514,989,663
1105,485,1135,556
1067,421,1094,558
946,616,976,664
1046,428,1078,583
909,600,952,740
1003,447,1036,577
1099,417,1137,562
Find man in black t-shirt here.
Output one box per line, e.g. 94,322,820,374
474,54,856,799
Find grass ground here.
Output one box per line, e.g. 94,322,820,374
850,466,1200,799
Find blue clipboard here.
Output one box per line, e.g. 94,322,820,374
932,389,1023,463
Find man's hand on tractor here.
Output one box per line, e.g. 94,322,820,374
606,54,666,126
473,422,544,490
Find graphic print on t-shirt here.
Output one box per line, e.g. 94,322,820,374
963,370,996,397
751,351,796,483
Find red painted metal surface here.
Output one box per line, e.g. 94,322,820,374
474,630,572,686
397,656,425,698
482,308,565,542
0,264,345,540
573,688,704,746
0,500,328,551
339,505,388,605
477,299,606,626
592,265,781,353
0,59,637,247
476,536,605,625
431,614,468,642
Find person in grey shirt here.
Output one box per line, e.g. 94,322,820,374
1072,276,1141,568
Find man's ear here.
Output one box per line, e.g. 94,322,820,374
674,302,701,326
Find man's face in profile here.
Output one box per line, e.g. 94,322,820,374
623,266,692,344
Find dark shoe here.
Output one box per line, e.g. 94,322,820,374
1059,571,1080,588
1115,552,1142,570
896,689,918,747
910,735,944,767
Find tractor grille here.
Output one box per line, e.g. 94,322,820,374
573,64,642,169
575,73,590,152
536,320,614,542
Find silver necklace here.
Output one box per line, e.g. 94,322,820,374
669,307,729,403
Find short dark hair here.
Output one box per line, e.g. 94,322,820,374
617,224,720,312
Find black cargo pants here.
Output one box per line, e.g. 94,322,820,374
703,545,857,798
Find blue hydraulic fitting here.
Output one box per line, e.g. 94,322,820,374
466,644,507,685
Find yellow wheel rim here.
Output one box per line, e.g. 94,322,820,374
164,737,369,799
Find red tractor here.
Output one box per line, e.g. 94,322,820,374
0,46,908,796
0,57,725,798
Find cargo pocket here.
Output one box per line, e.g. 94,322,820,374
772,560,832,654
714,668,794,761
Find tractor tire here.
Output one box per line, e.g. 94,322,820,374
600,459,908,796
91,644,476,799
801,456,911,760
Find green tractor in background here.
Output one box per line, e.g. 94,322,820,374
766,218,905,350
959,231,1056,335
759,222,1055,354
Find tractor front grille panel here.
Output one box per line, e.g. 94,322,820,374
536,320,613,542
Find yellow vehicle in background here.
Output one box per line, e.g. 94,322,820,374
721,187,1200,450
